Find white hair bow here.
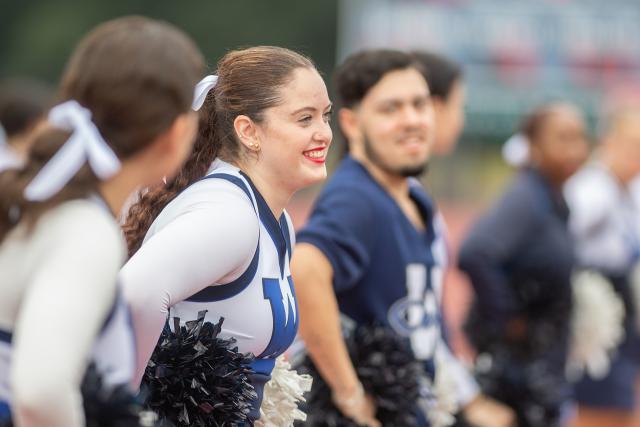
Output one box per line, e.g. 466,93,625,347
502,133,530,168
0,124,19,172
23,100,121,201
0,124,7,148
192,75,218,111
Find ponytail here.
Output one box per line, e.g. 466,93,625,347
123,95,219,257
122,46,315,257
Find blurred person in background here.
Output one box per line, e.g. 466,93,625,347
413,50,517,427
564,106,640,427
0,79,52,171
412,51,465,156
293,49,514,427
459,103,589,427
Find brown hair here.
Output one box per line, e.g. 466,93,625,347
335,49,423,109
521,103,580,143
0,78,53,140
0,16,204,243
411,51,463,100
123,46,315,257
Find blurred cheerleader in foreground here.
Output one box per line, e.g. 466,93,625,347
0,16,204,427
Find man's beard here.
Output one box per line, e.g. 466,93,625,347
362,132,428,178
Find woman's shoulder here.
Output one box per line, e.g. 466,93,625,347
2,198,125,283
180,172,255,210
150,176,258,236
38,198,121,243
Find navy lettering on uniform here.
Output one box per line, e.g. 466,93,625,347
259,276,298,358
0,401,10,420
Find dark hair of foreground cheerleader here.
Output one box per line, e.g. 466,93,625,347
0,16,204,242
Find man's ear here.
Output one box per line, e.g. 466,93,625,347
338,107,361,143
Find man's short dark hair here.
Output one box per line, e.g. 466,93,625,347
411,51,463,100
334,49,424,108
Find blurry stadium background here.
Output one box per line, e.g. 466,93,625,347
5,0,640,201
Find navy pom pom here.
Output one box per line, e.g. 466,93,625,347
142,311,257,427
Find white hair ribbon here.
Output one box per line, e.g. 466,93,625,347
0,124,7,147
0,124,18,173
502,133,530,168
192,75,218,111
23,100,121,202
0,123,25,172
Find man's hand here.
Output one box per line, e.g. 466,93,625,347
463,394,516,427
293,244,382,426
333,384,381,427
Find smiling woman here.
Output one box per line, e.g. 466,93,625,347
119,46,332,425
243,65,333,195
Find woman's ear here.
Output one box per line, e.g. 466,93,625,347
528,140,542,165
172,111,199,147
158,111,199,161
234,115,261,152
131,111,198,185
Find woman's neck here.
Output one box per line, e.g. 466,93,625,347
529,164,566,191
98,163,148,217
233,161,293,219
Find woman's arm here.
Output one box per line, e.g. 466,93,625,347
458,184,539,330
11,205,124,427
120,188,259,387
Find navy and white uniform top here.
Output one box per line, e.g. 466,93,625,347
120,159,298,419
565,161,640,274
0,197,135,427
297,156,478,410
565,161,640,410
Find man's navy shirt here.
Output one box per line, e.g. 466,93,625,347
297,156,447,366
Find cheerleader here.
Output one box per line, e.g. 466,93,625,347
459,103,588,427
0,16,203,427
565,106,640,427
120,46,332,424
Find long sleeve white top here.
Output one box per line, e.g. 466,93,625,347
120,163,260,387
0,199,125,427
